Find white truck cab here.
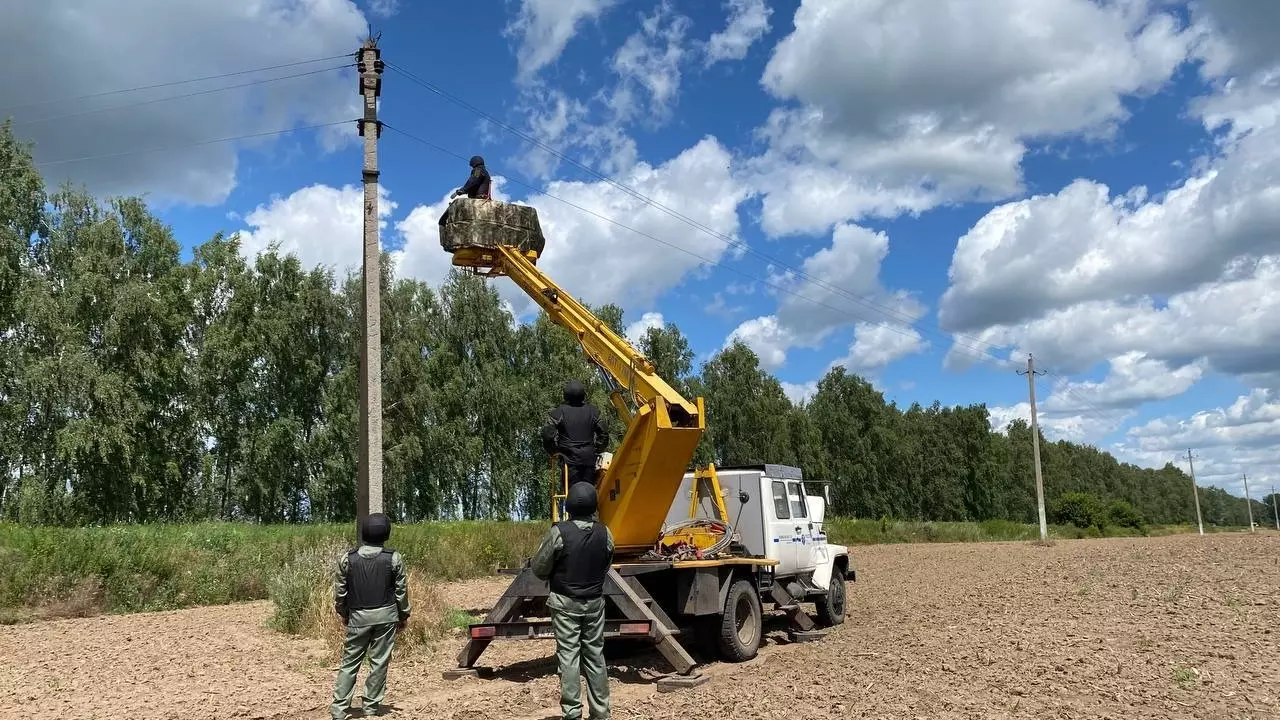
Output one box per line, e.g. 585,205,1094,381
664,463,854,628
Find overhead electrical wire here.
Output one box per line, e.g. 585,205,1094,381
382,122,1006,369
383,60,1025,372
384,60,1133,427
0,54,356,115
32,120,352,168
4,48,1119,424
10,64,354,126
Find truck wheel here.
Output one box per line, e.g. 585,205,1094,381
717,579,762,662
814,566,846,627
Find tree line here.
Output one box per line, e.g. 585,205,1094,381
1,122,1271,528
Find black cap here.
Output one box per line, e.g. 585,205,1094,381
566,483,597,519
361,513,391,544
470,155,485,167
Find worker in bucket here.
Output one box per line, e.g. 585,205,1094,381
330,513,411,720
531,482,615,720
451,154,492,199
541,379,609,492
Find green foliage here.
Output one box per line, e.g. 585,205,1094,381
1106,499,1146,530
0,521,546,620
1050,491,1107,530
0,120,1265,536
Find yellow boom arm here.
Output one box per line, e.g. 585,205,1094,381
451,243,705,553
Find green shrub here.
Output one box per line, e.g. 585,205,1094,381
1106,500,1146,531
1050,492,1107,530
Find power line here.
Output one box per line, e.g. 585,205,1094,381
0,54,355,115
382,121,1004,368
1036,369,1127,429
32,120,352,168
384,60,1022,371
10,64,353,126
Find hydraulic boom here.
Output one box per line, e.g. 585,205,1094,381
450,242,705,553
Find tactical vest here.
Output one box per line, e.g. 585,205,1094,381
346,547,396,610
549,521,611,600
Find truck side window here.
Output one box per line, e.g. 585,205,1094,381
771,481,790,519
788,481,807,518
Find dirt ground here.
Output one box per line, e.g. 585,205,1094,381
1,532,1277,720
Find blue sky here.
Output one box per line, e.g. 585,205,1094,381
7,0,1280,500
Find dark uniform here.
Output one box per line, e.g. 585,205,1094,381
452,155,492,199
541,379,609,489
532,483,615,720
331,513,410,720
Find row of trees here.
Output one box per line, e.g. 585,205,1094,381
1,123,1272,527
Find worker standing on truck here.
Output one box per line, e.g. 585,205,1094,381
532,482,615,720
541,379,609,489
451,155,492,199
330,513,411,720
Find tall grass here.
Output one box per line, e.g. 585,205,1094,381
263,540,457,654
0,521,544,624
0,517,1229,624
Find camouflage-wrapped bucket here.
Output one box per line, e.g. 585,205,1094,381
438,198,546,256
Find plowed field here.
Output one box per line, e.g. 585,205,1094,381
2,532,1276,720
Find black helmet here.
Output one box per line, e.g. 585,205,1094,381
361,513,391,544
563,379,586,406
469,155,485,167
566,482,598,519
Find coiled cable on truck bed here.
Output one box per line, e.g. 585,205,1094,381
643,518,735,561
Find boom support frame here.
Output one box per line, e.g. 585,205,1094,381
452,244,706,553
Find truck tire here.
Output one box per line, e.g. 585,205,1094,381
717,578,762,662
814,566,846,627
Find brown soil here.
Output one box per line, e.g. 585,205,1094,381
2,533,1277,720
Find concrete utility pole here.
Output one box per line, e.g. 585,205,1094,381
1242,473,1254,532
1017,354,1048,541
1186,449,1204,536
355,37,385,537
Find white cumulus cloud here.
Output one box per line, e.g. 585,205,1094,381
235,183,396,275
625,312,665,346
400,137,750,320
1,0,367,207
988,352,1208,443
746,0,1196,237
1115,388,1280,496
506,0,618,84
704,0,773,66
725,223,926,371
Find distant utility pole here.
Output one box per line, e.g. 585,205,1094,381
1242,473,1254,532
355,36,385,537
1186,449,1204,536
1272,484,1278,531
1017,354,1048,542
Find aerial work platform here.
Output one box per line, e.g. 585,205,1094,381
436,197,851,687
438,197,545,259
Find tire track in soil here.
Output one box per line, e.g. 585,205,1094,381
1,533,1277,720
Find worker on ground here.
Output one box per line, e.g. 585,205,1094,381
541,379,609,489
330,513,410,720
451,155,492,199
531,482,615,720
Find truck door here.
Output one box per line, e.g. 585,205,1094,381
786,480,813,571
768,479,797,573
